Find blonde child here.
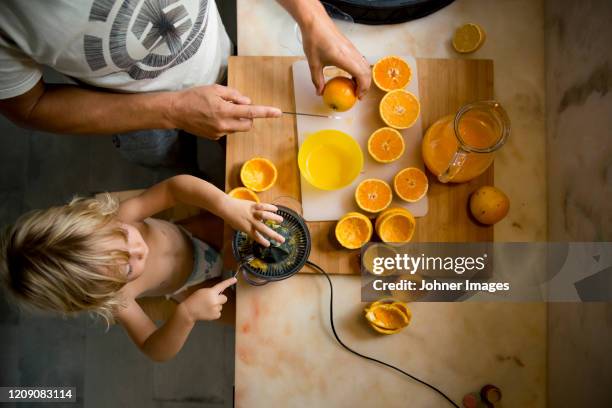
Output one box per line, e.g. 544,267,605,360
0,175,285,361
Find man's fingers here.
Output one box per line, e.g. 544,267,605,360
309,63,325,95
230,104,282,120
217,85,251,104
213,277,238,293
338,58,371,99
353,68,372,99
218,294,228,305
226,118,253,133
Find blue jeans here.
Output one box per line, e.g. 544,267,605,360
112,129,226,188
112,129,198,170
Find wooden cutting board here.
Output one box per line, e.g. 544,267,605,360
225,56,493,275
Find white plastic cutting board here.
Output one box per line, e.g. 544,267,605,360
293,56,428,222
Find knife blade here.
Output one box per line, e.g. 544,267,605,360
282,111,342,120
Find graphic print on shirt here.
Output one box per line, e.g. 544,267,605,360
84,0,209,80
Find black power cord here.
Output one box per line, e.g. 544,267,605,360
306,260,460,408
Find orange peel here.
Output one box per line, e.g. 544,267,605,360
364,299,411,335
335,212,373,249
228,187,260,203
240,157,278,192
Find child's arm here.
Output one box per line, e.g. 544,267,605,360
116,175,285,246
116,277,237,362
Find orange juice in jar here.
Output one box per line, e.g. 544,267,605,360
422,101,510,183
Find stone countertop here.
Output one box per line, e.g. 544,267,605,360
234,1,547,406
235,274,546,407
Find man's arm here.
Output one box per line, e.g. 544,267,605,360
276,0,371,97
0,80,172,134
0,79,281,139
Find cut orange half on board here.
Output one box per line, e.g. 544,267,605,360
355,179,393,213
377,209,416,243
452,23,486,54
375,207,413,237
335,212,373,249
228,187,260,203
393,167,428,203
240,157,278,192
367,127,405,163
379,89,420,129
372,56,412,92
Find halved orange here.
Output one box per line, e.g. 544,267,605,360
364,299,411,335
379,89,420,129
452,23,486,54
228,187,260,203
377,210,416,243
335,212,373,249
393,167,428,202
355,179,393,213
240,157,278,192
375,207,412,237
367,127,405,163
372,56,412,92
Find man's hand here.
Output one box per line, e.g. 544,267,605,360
221,199,286,247
301,19,371,98
169,84,282,140
278,0,371,98
182,277,237,321
0,81,281,138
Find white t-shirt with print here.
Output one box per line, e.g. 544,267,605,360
0,0,232,99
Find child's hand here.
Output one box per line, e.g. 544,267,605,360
223,198,285,247
182,277,237,321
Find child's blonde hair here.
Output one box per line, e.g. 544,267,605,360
0,194,129,324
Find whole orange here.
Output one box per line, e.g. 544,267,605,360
469,186,510,225
322,76,357,112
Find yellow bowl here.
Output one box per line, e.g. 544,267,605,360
298,129,364,190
